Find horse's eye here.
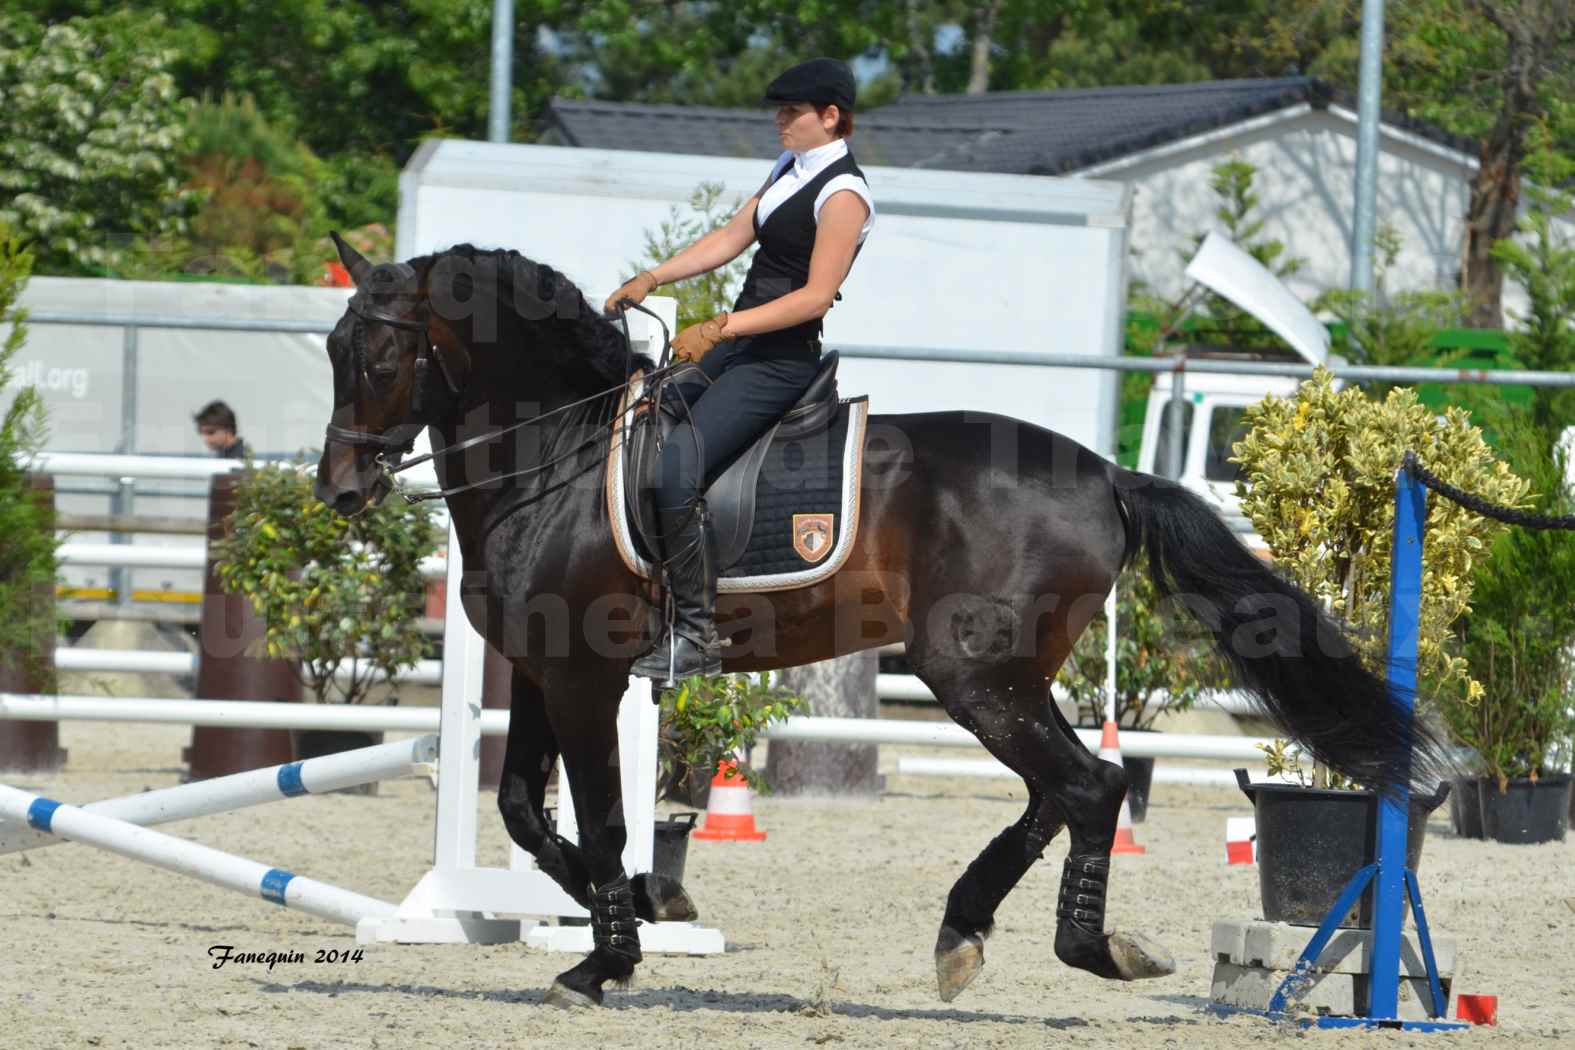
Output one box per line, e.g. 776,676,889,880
369,365,399,383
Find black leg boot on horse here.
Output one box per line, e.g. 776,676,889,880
631,498,723,684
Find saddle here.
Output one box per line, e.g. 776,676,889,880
607,352,870,592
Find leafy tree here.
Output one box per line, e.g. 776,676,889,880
0,11,195,274
1322,0,1575,328
0,228,62,692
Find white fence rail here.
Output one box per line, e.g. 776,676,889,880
0,695,1273,764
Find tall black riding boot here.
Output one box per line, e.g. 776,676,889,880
631,499,722,684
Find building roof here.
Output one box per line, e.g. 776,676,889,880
540,98,1016,169
542,77,1478,176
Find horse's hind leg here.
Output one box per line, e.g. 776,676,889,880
495,664,694,925
913,655,1174,1001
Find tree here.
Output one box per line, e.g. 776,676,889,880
0,228,62,694
0,11,195,274
1326,0,1575,328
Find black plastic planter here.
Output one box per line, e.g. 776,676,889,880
1478,774,1571,845
1449,777,1485,839
1236,770,1448,928
653,812,700,882
1123,755,1155,823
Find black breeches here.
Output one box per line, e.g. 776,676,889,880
655,337,820,518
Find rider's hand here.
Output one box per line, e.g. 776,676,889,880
672,312,730,363
604,271,657,315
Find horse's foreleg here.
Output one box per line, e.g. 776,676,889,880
539,678,643,1009
496,667,593,908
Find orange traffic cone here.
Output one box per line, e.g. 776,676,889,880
1098,720,1145,855
692,758,767,841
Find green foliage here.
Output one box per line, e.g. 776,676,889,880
1445,417,1575,782
1323,223,1470,373
1057,570,1231,730
214,462,439,704
1492,141,1575,435
1442,155,1575,782
0,227,62,691
171,92,331,283
1256,738,1359,790
634,182,753,329
1232,368,1527,699
657,673,802,798
0,11,195,275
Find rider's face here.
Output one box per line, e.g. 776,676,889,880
775,102,834,152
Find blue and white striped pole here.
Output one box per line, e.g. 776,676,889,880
0,784,397,927
0,734,437,856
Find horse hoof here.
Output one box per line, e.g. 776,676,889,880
543,981,601,1010
632,872,699,923
1108,931,1175,980
935,933,985,1003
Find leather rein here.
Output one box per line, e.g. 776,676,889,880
323,298,681,504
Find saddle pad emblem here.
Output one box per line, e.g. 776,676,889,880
792,513,834,563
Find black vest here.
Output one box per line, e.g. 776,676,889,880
734,149,867,352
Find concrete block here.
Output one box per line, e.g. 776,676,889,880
1209,919,1459,1022
1212,919,1456,977
1211,961,1452,1022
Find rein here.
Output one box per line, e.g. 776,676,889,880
326,300,684,504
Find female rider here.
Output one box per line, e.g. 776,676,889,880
605,57,875,682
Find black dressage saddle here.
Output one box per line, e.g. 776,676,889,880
623,351,843,571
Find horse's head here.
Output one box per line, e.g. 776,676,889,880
315,233,471,516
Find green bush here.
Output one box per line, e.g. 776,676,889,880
1232,368,1526,702
1446,143,1575,785
214,461,438,704
1057,570,1230,730
657,673,801,799
0,226,61,691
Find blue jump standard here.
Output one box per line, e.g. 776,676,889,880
1238,465,1466,1032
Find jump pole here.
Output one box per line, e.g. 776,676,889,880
0,735,437,856
0,783,397,928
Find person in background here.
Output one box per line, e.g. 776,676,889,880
193,400,249,458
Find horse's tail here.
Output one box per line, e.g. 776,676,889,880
1112,469,1447,793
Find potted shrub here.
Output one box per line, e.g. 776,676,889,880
1231,368,1525,919
214,460,438,790
1440,418,1575,843
1436,155,1575,845
0,228,67,772
1057,571,1229,821
651,673,800,876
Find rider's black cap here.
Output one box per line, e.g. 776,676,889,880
763,58,856,112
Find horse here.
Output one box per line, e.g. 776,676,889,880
315,234,1441,1009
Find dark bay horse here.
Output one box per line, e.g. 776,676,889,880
315,236,1440,1009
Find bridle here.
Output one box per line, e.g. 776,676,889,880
322,295,463,463
322,297,685,505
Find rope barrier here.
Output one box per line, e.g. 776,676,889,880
1401,451,1575,531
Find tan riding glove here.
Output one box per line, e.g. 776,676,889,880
671,313,730,363
604,271,657,315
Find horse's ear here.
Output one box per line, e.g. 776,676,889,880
330,231,372,287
